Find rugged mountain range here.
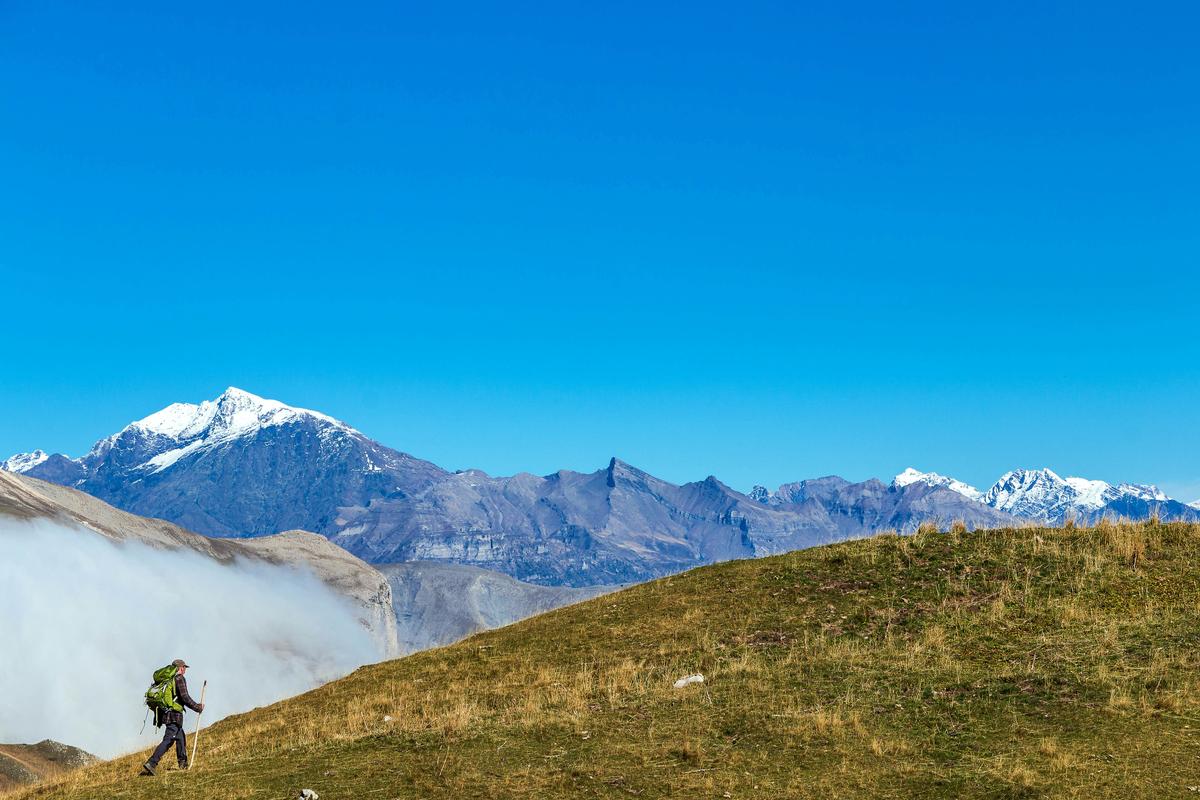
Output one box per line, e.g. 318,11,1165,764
324,458,1019,584
891,467,984,501
14,388,1193,584
2,388,1021,585
892,467,1200,525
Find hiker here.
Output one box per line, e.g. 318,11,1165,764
141,659,204,776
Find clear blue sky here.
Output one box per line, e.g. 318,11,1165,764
2,2,1198,498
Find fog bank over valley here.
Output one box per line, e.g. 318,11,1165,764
0,518,382,758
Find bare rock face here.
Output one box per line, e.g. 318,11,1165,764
332,460,1020,585
380,561,614,653
0,471,401,657
239,531,401,656
0,740,97,793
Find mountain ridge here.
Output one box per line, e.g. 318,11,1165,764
893,466,1199,525
10,387,1187,586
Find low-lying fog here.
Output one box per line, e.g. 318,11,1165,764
0,518,381,758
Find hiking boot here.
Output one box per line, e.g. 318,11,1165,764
177,760,189,771
140,762,156,776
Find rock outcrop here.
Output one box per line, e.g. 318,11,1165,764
0,740,96,793
381,561,613,653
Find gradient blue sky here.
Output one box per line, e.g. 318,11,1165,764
2,2,1198,497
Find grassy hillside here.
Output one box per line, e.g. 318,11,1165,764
19,521,1200,799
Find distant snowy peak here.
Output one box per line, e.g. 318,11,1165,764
892,468,982,501
130,401,219,440
1061,475,1118,510
887,466,1180,524
90,387,360,474
981,468,1085,521
1,449,49,474
977,468,1175,522
129,387,349,441
1113,482,1169,503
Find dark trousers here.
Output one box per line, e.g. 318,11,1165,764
149,722,187,767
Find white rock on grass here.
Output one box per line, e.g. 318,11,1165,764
673,674,705,689
298,790,320,800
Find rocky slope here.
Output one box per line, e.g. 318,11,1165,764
0,470,400,656
751,474,1012,534
0,740,95,795
381,561,613,653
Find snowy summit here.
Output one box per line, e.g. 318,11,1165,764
888,466,1183,525
0,387,362,481
96,387,355,474
1,449,49,474
892,468,983,501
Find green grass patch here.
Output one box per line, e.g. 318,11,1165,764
18,521,1200,799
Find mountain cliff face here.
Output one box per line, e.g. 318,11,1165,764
331,458,847,585
380,561,612,654
314,455,1018,585
747,475,1015,536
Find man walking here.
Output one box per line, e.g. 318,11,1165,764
141,659,204,776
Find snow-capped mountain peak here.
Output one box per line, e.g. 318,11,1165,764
892,468,983,501
82,387,360,474
747,485,771,504
127,387,346,442
1115,483,1169,502
981,468,1076,521
4,386,449,538
977,468,1180,522
1,449,49,474
131,400,220,439
1061,476,1116,510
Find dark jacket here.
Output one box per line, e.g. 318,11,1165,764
158,674,202,727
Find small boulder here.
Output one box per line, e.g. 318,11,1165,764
673,674,705,689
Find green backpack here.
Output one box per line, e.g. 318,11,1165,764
145,664,183,717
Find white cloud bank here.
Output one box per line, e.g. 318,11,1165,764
0,518,382,758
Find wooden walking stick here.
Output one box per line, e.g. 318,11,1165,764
189,680,207,770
